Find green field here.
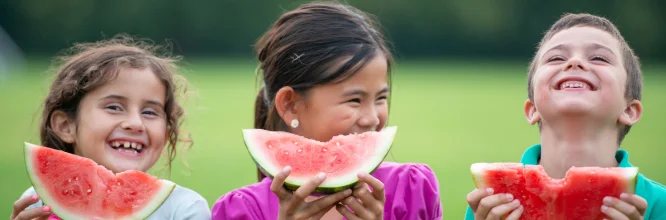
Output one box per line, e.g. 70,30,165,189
2,59,665,219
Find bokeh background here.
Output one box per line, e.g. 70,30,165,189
1,0,665,218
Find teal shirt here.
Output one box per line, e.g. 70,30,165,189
464,144,666,220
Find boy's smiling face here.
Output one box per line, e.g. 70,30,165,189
525,26,641,127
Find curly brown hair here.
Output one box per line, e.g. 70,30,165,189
39,34,192,173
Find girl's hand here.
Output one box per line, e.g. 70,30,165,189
272,166,353,220
335,172,385,220
601,193,647,220
466,188,523,220
10,195,52,220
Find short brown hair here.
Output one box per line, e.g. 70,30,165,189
40,34,192,172
527,13,642,144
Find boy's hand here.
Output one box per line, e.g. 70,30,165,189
466,188,523,220
601,193,647,220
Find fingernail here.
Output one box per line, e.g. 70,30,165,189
603,196,611,204
512,199,520,205
283,166,291,173
43,206,51,212
486,188,494,194
601,205,608,212
345,189,352,195
358,172,367,178
505,194,513,201
317,172,326,180
620,193,629,199
31,195,39,201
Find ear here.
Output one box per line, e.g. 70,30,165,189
524,99,541,125
274,86,304,126
50,110,77,144
618,99,643,126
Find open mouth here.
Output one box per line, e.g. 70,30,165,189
108,140,145,155
555,77,596,91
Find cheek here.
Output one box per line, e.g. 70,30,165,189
147,119,168,146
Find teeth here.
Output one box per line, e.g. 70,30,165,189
112,142,120,147
137,144,143,150
131,142,137,148
123,142,130,148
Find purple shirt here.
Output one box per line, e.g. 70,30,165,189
211,162,442,220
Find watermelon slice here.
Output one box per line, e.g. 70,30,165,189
470,162,639,220
24,142,176,220
243,126,397,194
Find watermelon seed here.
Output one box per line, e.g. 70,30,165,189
336,142,340,146
268,145,273,149
297,148,302,153
284,151,289,155
68,178,71,183
117,182,121,186
107,190,111,193
294,142,299,145
87,189,91,193
75,177,78,181
322,147,328,152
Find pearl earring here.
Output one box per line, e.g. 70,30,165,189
290,119,299,128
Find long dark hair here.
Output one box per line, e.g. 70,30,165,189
252,1,393,181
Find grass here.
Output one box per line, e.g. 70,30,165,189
1,59,665,219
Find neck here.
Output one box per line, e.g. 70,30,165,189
538,116,620,179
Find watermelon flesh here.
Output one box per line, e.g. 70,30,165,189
243,126,397,194
471,163,638,220
24,142,175,220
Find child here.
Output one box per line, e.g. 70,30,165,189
465,13,666,219
210,2,442,220
9,35,211,220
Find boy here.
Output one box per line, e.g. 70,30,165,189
465,13,666,219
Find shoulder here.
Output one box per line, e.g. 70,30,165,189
372,162,440,188
637,174,666,219
373,162,443,219
159,184,211,219
211,178,277,219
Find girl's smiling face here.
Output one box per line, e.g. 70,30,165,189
52,67,168,173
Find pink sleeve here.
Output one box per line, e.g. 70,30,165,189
379,163,443,220
210,191,266,220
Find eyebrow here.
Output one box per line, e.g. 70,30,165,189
343,87,391,97
101,94,164,107
542,43,616,57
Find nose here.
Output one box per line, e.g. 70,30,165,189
120,111,145,133
357,106,381,130
563,57,588,72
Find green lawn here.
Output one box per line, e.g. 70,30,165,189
2,59,665,219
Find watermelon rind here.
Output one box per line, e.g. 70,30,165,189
24,142,176,220
243,126,397,194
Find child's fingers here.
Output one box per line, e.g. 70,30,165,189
485,200,521,220
466,188,494,212
12,206,51,220
336,204,361,220
287,172,327,208
269,166,292,199
603,195,643,220
601,205,631,220
504,205,524,220
358,172,385,202
352,184,383,215
619,193,647,216
304,189,352,216
475,193,514,219
341,196,373,219
12,195,40,218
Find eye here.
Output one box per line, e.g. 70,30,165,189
591,55,609,63
105,104,122,112
142,108,160,117
547,56,566,62
347,98,361,103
